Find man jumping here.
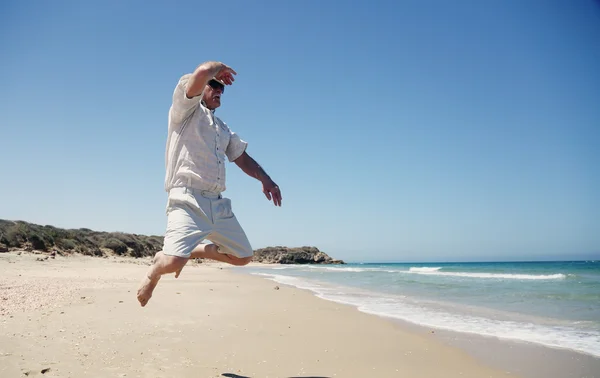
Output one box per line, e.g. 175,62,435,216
137,61,282,307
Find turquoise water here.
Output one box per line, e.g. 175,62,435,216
239,260,600,358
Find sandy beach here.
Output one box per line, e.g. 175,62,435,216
0,251,596,378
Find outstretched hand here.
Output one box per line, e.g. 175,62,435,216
214,63,237,86
262,179,282,207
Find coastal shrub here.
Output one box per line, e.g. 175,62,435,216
0,220,15,242
78,245,103,256
4,228,27,248
126,240,144,255
43,233,55,248
145,236,164,251
85,236,100,247
85,234,104,246
29,231,54,250
42,225,69,240
57,238,77,250
0,232,9,246
75,245,88,254
0,219,167,258
71,233,88,245
0,222,55,251
28,233,46,250
110,233,145,256
102,238,128,255
128,247,145,258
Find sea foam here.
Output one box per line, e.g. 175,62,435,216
265,265,565,280
406,270,566,280
408,267,442,272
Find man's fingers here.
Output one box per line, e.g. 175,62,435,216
216,66,236,85
225,76,234,85
273,188,282,206
263,185,282,206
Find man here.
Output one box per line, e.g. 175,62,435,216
137,61,282,307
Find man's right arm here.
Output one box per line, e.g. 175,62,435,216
170,61,237,124
185,61,236,98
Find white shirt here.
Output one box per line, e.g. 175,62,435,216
164,74,248,193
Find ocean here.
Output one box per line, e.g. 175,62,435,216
238,260,600,358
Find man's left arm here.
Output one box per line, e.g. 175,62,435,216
234,152,282,207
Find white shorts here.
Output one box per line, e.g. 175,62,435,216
162,187,253,259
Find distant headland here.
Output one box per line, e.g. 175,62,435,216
0,219,344,264
253,246,345,265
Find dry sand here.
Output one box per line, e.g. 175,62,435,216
1,251,522,377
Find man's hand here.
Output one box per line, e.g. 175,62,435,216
233,152,282,207
214,64,237,85
186,61,237,98
262,179,282,207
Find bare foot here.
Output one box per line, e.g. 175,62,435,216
137,273,160,307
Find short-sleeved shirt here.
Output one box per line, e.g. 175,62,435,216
164,74,248,193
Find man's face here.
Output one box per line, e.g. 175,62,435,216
202,79,225,110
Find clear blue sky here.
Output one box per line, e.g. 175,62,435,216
1,0,599,262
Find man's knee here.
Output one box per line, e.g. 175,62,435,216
232,256,253,266
158,253,188,271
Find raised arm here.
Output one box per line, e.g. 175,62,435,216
170,61,237,125
185,61,237,98
234,152,282,207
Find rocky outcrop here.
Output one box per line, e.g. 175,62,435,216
252,246,345,264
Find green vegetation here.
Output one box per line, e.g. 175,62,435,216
0,219,163,258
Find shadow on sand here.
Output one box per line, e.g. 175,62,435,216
222,374,331,378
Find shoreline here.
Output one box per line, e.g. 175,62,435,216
232,263,600,378
1,251,598,377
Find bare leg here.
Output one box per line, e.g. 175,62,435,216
173,243,252,279
137,244,251,306
136,252,188,307
189,243,253,266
